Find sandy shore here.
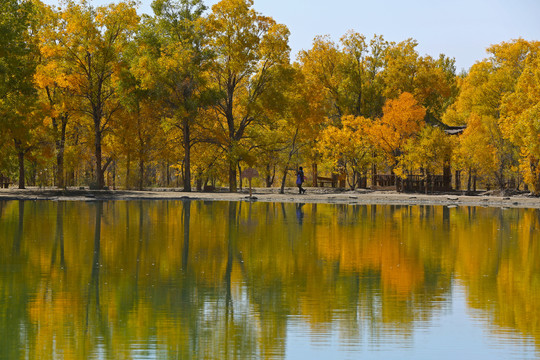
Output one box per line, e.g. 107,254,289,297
1,186,539,209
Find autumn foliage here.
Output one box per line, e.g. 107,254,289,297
0,0,539,194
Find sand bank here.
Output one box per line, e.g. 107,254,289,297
1,187,539,209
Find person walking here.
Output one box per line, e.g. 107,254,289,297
296,166,306,194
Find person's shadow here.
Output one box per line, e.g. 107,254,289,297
295,203,305,225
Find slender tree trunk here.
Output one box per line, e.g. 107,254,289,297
138,159,144,191
183,119,191,192
166,159,170,187
225,89,237,192
265,163,274,187
229,160,237,192
535,161,540,195
55,117,68,189
467,168,472,193
238,163,243,190
94,126,104,190
371,163,377,189
18,151,25,189
112,160,116,190
126,152,131,189
279,166,289,194
56,150,65,189
279,127,299,194
31,161,38,187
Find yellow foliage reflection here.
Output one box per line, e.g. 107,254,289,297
0,200,539,358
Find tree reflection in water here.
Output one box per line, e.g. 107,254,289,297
0,200,539,359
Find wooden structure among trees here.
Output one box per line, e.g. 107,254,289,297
372,173,452,193
317,174,346,188
0,175,12,189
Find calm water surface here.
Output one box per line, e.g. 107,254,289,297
0,200,539,359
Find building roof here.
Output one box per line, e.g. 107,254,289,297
443,126,467,135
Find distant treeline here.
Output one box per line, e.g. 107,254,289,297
1,0,539,193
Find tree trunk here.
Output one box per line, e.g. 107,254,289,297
229,161,237,192
279,166,289,194
443,164,451,191
126,152,131,189
226,89,237,192
265,163,275,187
94,126,104,190
112,160,116,190
56,149,65,189
166,160,170,187
279,127,300,194
238,163,243,190
371,163,377,188
55,116,68,189
348,170,355,190
18,151,25,189
138,159,144,191
394,168,401,192
467,168,472,193
183,119,191,192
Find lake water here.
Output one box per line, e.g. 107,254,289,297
0,200,539,359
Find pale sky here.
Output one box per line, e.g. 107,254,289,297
43,0,540,72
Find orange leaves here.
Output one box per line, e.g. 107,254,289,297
381,92,426,135
315,93,432,184
370,92,426,166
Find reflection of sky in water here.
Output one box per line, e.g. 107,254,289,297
286,280,538,360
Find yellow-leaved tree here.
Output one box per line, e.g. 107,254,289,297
452,114,498,192
0,0,40,188
500,47,540,193
444,39,537,191
133,0,212,191
243,62,327,193
383,38,457,121
35,1,76,188
45,0,139,189
204,0,290,192
298,33,389,122
317,115,374,189
397,126,454,193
